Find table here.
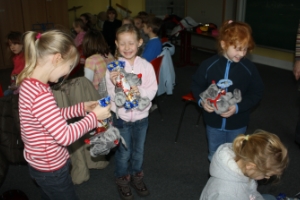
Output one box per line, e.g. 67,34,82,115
177,30,217,67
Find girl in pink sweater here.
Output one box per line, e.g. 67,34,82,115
106,24,157,200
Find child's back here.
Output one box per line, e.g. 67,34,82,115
200,130,289,200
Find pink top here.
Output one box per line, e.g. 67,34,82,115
106,56,158,122
74,31,86,47
84,53,115,90
19,78,97,172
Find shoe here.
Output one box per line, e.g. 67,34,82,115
130,172,149,197
116,175,133,200
150,104,157,113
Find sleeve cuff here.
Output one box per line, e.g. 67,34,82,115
235,104,239,114
198,99,203,108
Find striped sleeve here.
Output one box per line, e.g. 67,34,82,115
296,20,300,60
31,92,97,146
60,102,86,120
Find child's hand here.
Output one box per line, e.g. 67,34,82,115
201,100,215,113
84,101,98,112
220,105,236,118
110,71,120,85
131,86,139,94
92,104,111,120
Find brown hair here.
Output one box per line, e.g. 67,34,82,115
16,30,79,85
233,130,289,180
6,31,23,58
122,16,134,25
218,20,255,54
82,29,110,58
143,16,162,35
114,24,142,59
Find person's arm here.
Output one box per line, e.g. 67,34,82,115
293,21,300,80
234,63,264,114
191,62,209,106
84,57,95,82
32,92,98,146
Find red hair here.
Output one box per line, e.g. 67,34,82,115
218,20,255,54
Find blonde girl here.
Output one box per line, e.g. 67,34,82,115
17,30,111,200
200,130,289,200
105,24,157,200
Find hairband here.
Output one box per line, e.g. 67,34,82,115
244,135,249,141
228,20,233,24
36,33,41,40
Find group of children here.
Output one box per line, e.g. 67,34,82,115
2,7,290,200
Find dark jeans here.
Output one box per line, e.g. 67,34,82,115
112,112,148,177
28,159,79,200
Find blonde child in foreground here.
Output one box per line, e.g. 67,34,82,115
200,130,289,200
17,30,111,200
106,24,157,200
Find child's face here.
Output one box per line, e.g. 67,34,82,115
221,41,247,63
108,12,116,21
244,162,276,181
80,16,87,24
115,32,142,64
49,58,73,83
134,19,143,30
73,24,82,33
8,40,23,55
142,24,151,35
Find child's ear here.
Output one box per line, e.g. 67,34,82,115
245,162,257,170
115,40,119,48
220,40,226,50
138,39,143,47
52,53,62,66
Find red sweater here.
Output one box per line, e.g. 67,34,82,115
11,53,25,76
19,78,97,172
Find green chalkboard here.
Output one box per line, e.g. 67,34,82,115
245,0,300,51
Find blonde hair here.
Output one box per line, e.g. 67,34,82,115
218,20,255,54
16,30,79,85
114,24,142,59
233,130,289,179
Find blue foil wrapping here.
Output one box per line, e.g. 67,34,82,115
107,60,125,72
98,96,110,107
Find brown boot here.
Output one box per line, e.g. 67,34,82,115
116,175,133,200
130,171,149,196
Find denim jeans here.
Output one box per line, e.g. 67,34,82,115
206,125,247,161
112,113,148,177
28,159,79,200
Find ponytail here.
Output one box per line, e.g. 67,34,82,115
16,30,79,85
233,130,289,179
16,32,38,85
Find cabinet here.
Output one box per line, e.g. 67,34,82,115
0,0,68,69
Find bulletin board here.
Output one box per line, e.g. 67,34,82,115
245,0,300,51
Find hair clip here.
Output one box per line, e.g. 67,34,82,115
244,135,249,141
228,20,233,24
36,33,41,40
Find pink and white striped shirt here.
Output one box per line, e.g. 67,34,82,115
19,78,97,172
